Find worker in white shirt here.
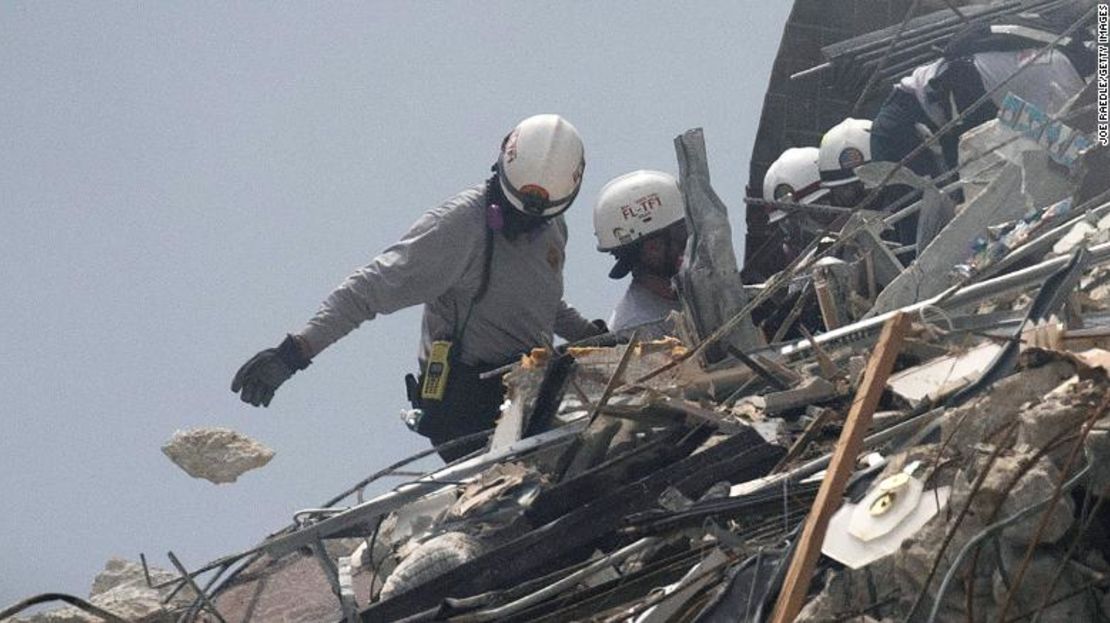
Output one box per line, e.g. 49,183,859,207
593,170,688,339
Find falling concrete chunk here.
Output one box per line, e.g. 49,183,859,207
161,427,274,484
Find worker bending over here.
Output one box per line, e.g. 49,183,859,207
232,114,603,461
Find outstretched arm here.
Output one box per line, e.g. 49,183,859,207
232,192,485,406
296,202,481,356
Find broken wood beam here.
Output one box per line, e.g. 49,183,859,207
769,312,910,623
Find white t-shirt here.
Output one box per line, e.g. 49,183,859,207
608,279,682,340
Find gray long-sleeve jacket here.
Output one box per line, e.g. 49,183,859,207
297,184,596,367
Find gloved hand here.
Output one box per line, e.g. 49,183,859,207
590,319,609,336
231,335,311,407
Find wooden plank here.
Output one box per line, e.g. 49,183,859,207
769,311,911,623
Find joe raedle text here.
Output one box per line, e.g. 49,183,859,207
1099,2,1109,146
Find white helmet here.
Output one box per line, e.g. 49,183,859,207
593,170,685,251
763,147,829,204
497,114,585,218
818,118,872,188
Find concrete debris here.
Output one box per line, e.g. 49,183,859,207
160,427,274,484
794,559,899,622
869,163,1026,315
888,341,1003,406
378,532,486,601
969,450,1075,545
1086,419,1110,496
6,558,195,623
10,3,1109,623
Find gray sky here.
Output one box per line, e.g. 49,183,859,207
0,1,791,605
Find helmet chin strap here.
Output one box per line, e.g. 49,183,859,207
487,173,547,240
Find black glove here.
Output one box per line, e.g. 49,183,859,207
231,335,311,407
590,319,609,336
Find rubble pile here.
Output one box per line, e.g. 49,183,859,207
3,2,1107,622
108,83,1098,620
3,558,195,623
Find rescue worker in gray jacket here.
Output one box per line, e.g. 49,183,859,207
231,114,603,461
593,170,688,340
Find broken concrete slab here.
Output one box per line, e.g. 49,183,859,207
1020,150,1075,209
938,360,1077,453
1016,376,1108,469
976,453,1074,545
161,427,274,484
90,557,175,599
958,119,1045,206
889,342,1004,407
839,210,905,288
1087,422,1110,496
795,558,899,623
993,545,1099,622
735,376,842,415
869,163,1026,316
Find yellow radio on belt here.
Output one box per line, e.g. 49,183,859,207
421,340,453,401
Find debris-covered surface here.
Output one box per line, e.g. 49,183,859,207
160,427,275,484
5,1,1109,622
2,558,196,623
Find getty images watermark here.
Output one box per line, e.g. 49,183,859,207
1099,2,1109,146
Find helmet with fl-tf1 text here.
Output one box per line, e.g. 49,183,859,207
497,114,585,218
763,147,829,204
818,118,872,188
593,170,685,252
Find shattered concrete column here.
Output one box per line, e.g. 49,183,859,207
673,128,760,362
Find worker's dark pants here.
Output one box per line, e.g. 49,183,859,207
871,58,997,182
411,363,505,463
871,89,946,180
871,90,942,248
